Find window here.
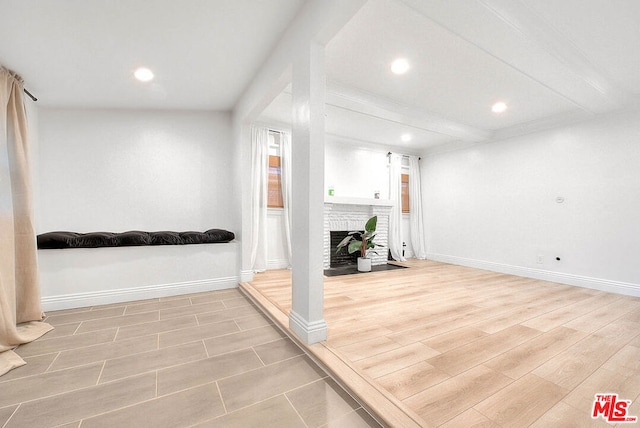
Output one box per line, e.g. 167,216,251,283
267,131,284,208
401,173,410,213
268,155,283,208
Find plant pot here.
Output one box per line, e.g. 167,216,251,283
357,257,372,272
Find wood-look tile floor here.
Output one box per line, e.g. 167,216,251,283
0,288,381,428
249,260,640,427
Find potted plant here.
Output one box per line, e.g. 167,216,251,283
336,215,379,272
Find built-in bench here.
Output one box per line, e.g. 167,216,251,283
37,229,239,311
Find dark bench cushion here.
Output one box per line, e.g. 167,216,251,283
37,229,234,249
115,231,152,246
74,232,118,248
150,231,182,245
36,231,80,249
203,229,236,243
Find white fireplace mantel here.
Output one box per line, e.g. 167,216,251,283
324,196,394,207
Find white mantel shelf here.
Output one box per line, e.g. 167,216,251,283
324,196,394,207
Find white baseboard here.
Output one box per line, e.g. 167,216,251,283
41,276,239,311
427,253,640,298
289,310,328,344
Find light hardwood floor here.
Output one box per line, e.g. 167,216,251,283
246,260,640,427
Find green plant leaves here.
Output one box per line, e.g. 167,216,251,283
365,216,377,233
334,216,378,258
348,240,363,254
336,235,353,252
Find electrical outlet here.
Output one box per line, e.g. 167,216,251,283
537,255,543,264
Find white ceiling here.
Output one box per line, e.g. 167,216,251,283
0,0,305,110
261,0,640,152
2,0,640,152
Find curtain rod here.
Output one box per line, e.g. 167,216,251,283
387,151,421,160
23,88,37,102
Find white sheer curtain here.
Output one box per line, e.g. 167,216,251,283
0,66,53,377
409,155,427,259
279,131,293,267
388,153,406,261
250,126,269,272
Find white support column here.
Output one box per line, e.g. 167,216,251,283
289,41,328,344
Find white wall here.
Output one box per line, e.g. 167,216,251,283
324,139,414,259
39,243,240,310
266,208,290,269
422,109,640,295
401,215,413,259
35,108,240,308
325,139,390,200
268,138,394,267
37,108,236,233
264,136,420,267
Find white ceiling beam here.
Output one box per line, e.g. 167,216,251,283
400,0,631,114
326,81,492,143
233,0,367,126
491,109,593,142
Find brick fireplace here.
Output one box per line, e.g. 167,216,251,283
323,197,393,269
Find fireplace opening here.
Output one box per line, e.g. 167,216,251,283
330,230,363,267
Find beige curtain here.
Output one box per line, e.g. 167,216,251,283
0,66,53,377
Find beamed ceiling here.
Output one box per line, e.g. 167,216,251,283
1,0,639,152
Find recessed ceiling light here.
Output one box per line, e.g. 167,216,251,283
134,67,154,82
401,133,412,142
391,58,410,75
492,102,508,114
